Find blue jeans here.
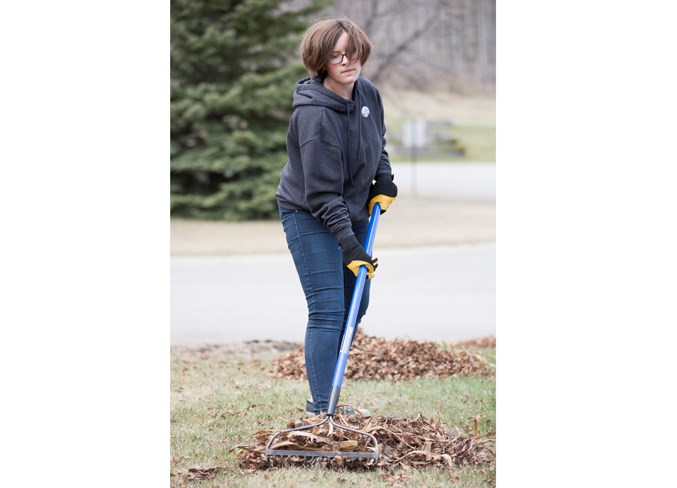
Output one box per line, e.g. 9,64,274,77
280,208,370,413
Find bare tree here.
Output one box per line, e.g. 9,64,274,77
290,0,496,93
366,2,445,84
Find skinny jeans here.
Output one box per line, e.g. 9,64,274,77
279,207,370,413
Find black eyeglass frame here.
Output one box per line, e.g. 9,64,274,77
327,52,359,65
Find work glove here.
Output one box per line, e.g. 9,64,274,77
339,235,378,279
368,173,398,215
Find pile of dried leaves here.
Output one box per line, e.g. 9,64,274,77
236,411,495,471
272,331,494,381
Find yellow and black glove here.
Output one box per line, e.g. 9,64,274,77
368,173,398,216
339,235,378,279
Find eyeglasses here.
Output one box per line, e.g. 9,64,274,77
328,52,359,65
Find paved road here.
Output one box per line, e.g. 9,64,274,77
171,243,495,344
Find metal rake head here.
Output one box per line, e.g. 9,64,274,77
264,414,379,467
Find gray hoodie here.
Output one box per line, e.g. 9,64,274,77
276,76,393,244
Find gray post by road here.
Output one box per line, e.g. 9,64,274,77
403,119,427,196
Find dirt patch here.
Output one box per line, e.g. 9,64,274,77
171,340,302,360
452,336,496,348
272,331,494,381
235,411,495,472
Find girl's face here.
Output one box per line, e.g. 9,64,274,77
324,31,362,88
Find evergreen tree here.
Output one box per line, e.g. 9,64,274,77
171,0,328,220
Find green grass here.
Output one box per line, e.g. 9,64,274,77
381,90,496,163
388,125,495,163
452,125,496,161
171,347,496,487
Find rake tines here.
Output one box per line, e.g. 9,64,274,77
264,414,379,466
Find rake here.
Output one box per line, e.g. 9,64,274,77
265,202,383,465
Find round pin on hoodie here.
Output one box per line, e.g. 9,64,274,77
361,106,370,118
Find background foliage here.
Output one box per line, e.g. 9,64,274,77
171,0,328,220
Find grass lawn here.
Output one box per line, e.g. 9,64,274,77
388,122,496,163
450,125,496,161
381,90,495,163
171,344,496,487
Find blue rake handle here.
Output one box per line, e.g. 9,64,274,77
326,202,381,416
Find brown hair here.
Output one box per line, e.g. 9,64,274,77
300,17,372,78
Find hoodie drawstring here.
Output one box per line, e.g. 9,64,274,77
357,87,363,174
348,83,364,189
347,102,355,188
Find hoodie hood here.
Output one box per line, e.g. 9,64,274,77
292,77,352,112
